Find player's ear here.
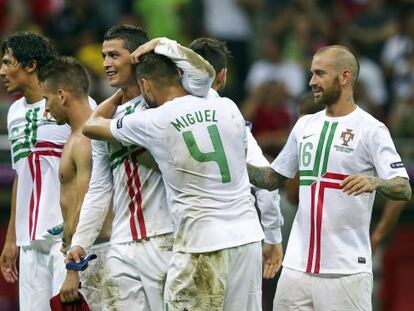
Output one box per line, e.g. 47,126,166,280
141,78,152,93
341,70,351,86
25,60,38,73
58,88,68,105
215,68,227,90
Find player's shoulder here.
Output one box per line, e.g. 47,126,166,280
355,107,386,130
68,132,91,158
7,97,28,121
295,110,324,127
8,96,26,112
356,107,381,123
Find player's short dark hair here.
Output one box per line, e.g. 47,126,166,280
38,56,89,97
189,37,231,73
1,31,56,70
136,53,180,87
103,25,149,52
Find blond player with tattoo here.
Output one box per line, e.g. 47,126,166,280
248,45,411,310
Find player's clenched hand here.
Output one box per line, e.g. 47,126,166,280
341,175,377,196
65,245,86,264
131,38,162,64
0,242,19,283
262,243,283,279
60,270,80,303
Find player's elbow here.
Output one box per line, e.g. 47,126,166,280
396,178,412,201
82,118,98,139
404,183,412,201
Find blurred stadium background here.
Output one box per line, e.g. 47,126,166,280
0,0,414,310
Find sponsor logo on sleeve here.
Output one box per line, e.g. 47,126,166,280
117,117,124,129
358,257,366,264
390,161,405,169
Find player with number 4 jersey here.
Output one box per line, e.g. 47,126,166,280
83,51,265,310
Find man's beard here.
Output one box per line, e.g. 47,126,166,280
143,92,158,108
315,77,341,107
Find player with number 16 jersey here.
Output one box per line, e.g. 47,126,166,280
272,107,409,274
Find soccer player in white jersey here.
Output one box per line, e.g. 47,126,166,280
66,25,215,310
82,51,265,310
188,37,284,279
248,45,412,310
38,56,112,309
0,32,67,310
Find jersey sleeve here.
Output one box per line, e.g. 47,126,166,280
110,111,150,149
154,37,215,97
71,140,113,252
246,129,283,244
369,124,409,180
271,119,301,178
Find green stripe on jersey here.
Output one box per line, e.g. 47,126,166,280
12,108,40,163
299,121,338,181
108,101,141,169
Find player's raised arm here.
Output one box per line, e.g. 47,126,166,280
247,163,287,191
131,37,215,97
82,90,123,141
70,140,113,254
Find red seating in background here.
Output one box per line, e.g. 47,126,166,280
381,225,414,311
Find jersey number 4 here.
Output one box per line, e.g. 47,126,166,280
182,124,231,183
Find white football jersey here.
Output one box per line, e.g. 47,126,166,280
110,94,264,253
207,88,283,244
72,96,173,250
7,97,69,246
272,107,409,274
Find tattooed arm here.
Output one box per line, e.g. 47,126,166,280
247,163,288,191
341,175,412,201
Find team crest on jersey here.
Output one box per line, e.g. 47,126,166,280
340,129,354,146
334,128,355,153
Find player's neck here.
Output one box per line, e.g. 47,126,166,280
67,99,91,131
325,94,357,117
160,86,188,105
120,82,141,103
23,79,44,104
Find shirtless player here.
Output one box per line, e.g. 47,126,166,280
39,56,112,308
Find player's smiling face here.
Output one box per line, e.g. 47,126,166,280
102,39,135,88
309,53,341,107
0,49,28,94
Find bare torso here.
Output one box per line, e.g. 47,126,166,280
59,131,112,244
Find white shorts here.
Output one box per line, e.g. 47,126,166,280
79,242,110,311
19,239,66,311
164,241,262,311
102,233,173,310
273,267,373,311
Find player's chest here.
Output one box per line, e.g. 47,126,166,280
9,107,69,143
298,120,367,173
